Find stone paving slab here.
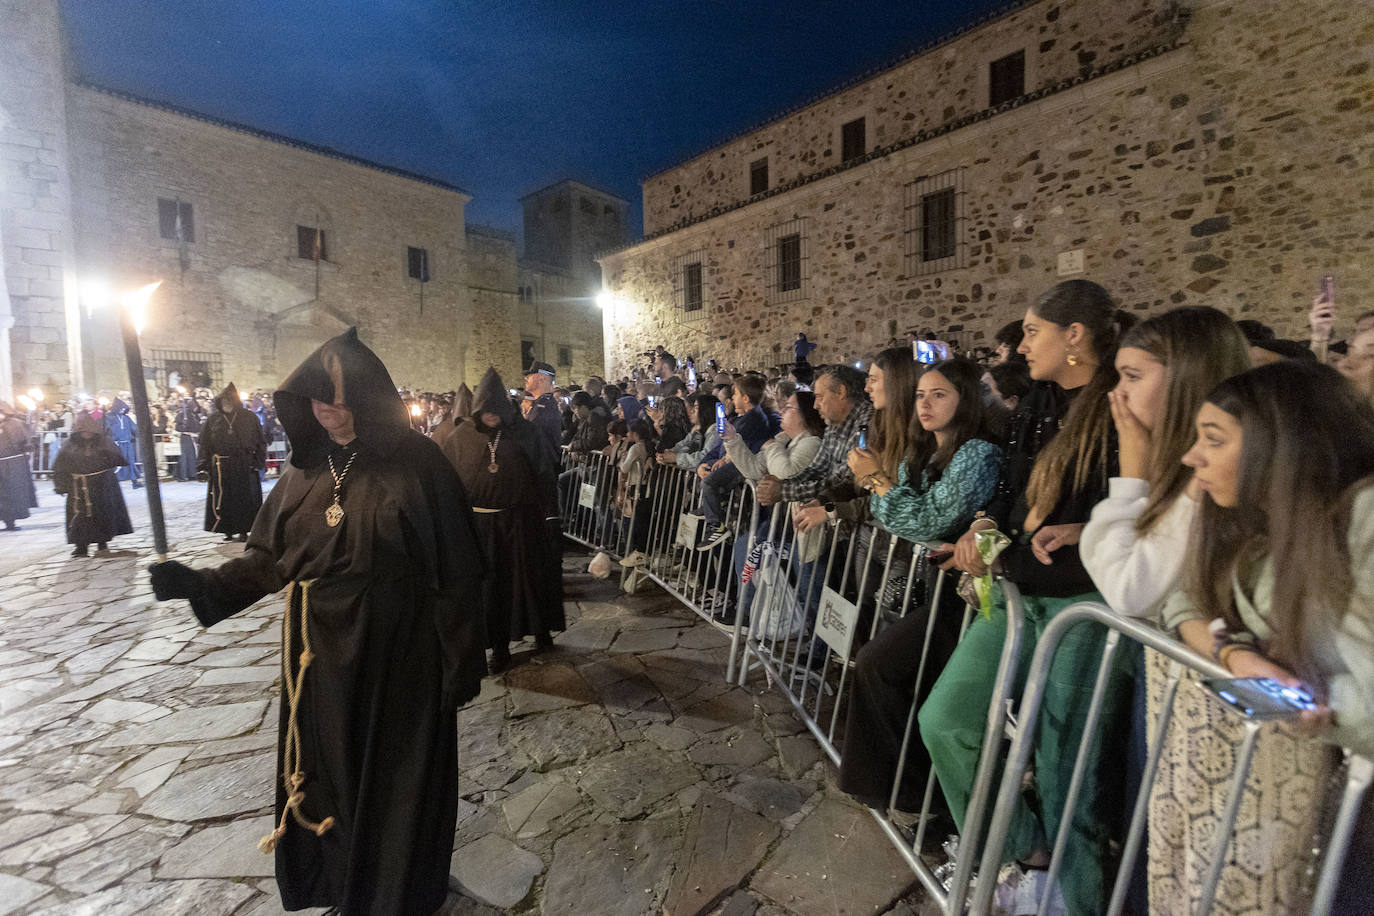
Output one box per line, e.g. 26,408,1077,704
0,485,931,915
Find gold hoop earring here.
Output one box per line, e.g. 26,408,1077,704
1066,352,1080,367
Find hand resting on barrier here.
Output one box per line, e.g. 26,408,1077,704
793,501,827,533
952,526,987,575
756,474,782,506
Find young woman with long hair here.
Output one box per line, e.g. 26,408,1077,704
839,357,1002,813
920,279,1136,914
1076,306,1251,914
860,347,925,485
1149,362,1374,914
659,393,719,470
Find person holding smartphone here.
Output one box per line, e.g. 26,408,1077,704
1153,362,1374,913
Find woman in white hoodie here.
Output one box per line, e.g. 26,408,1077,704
1077,306,1305,916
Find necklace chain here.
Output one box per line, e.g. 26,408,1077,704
487,431,501,473
328,450,357,493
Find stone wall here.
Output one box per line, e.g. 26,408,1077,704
601,0,1374,377
641,0,1173,235
0,0,81,397
519,261,605,385
463,228,522,387
67,86,473,395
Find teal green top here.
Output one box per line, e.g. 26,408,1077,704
869,437,1002,544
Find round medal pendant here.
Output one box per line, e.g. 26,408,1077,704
488,461,499,474
325,500,344,528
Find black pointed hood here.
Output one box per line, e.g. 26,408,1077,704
111,397,130,415
472,367,516,426
275,327,409,468
216,383,241,414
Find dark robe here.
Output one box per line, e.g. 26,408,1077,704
199,385,265,535
0,415,37,523
183,328,486,915
435,406,564,651
51,417,133,547
104,399,140,483
174,402,202,481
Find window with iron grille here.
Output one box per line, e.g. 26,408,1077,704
989,50,1026,107
557,346,572,367
904,169,966,276
158,199,194,242
683,263,703,312
297,225,327,260
749,158,769,196
777,234,801,292
841,117,866,163
407,246,429,281
765,219,808,304
672,251,707,314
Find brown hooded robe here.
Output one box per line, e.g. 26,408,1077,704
51,411,133,546
198,382,265,535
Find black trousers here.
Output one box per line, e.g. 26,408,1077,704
838,570,966,812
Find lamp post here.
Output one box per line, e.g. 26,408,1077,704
119,282,169,560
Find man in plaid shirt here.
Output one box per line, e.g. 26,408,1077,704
757,364,872,510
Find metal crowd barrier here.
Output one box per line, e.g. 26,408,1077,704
556,451,1366,913
732,503,1028,912
558,447,759,681
974,601,1372,916
31,430,69,477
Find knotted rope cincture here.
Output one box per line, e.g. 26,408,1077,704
259,578,336,853
211,454,226,529
71,468,111,518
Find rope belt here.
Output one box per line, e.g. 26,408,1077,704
259,579,335,853
71,468,112,517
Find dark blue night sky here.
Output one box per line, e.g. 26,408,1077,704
61,0,1012,240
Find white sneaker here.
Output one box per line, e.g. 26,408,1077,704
619,550,647,568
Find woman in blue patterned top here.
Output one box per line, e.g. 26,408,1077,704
839,357,1001,814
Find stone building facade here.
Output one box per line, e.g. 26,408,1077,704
599,0,1374,376
0,0,619,398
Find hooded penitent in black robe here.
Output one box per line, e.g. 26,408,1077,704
174,399,202,481
103,398,140,483
0,408,37,525
199,383,265,536
434,368,564,665
149,328,487,915
52,412,133,547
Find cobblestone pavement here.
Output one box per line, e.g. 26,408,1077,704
0,478,927,915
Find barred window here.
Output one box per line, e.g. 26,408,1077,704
683,263,703,312
765,219,808,304
904,169,966,276
777,234,801,292
558,346,572,367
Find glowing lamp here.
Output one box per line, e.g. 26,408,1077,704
595,291,614,310
16,396,35,411
27,388,43,403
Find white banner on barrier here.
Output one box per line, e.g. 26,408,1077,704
816,586,859,659
675,512,701,549
578,482,597,510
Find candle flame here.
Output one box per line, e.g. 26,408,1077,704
16,396,35,411
120,281,163,335
27,388,43,403
410,404,422,417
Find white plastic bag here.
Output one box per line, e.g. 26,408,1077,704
588,551,612,579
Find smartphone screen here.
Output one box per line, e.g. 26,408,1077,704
1322,275,1335,302
915,341,936,364
1201,677,1318,720
857,425,868,450
715,403,726,435
648,396,658,408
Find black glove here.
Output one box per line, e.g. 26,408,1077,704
149,561,205,602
